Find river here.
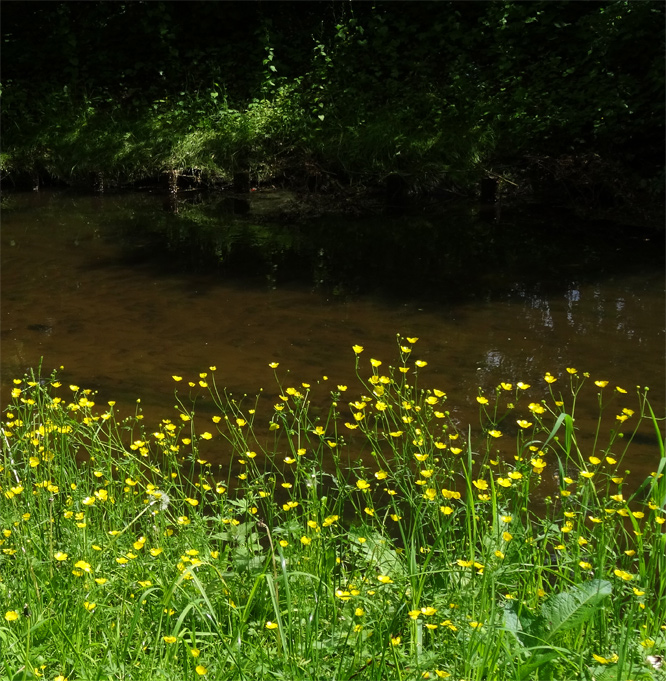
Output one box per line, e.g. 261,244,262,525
1,189,664,480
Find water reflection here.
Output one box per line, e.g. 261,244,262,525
1,191,663,479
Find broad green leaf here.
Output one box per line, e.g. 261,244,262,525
540,579,611,641
355,530,405,579
517,649,564,681
502,606,524,647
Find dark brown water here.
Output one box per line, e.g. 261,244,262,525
2,190,664,478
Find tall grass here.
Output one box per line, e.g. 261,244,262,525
1,338,664,680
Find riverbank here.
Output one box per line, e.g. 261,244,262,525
2,103,663,232
3,2,663,231
2,343,665,680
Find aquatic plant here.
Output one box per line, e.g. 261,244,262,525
1,338,664,680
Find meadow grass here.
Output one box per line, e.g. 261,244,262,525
1,337,665,680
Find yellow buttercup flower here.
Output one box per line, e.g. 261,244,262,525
613,569,633,581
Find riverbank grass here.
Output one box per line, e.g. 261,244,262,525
1,339,665,680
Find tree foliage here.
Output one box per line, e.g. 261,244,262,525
1,1,663,198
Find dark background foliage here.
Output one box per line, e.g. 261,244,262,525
2,1,663,205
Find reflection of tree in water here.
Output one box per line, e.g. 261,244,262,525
112,193,663,306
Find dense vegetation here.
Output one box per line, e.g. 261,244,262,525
1,1,663,213
2,339,665,680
